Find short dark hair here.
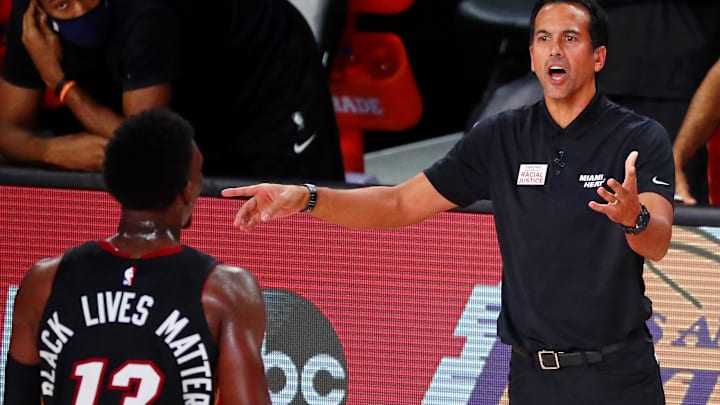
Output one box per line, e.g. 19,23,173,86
529,0,608,50
104,108,195,210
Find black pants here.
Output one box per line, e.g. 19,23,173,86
508,338,665,405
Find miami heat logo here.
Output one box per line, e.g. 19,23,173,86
122,266,136,287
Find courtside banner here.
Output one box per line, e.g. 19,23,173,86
0,184,719,404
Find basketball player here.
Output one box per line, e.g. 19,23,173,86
3,108,271,404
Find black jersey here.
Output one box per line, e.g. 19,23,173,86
37,240,219,405
425,93,675,351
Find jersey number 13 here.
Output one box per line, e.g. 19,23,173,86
72,360,164,405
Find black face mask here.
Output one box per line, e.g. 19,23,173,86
47,0,111,49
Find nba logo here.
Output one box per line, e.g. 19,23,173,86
123,266,136,286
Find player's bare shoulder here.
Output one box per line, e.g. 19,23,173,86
10,256,62,352
18,254,64,302
27,254,63,277
202,263,265,321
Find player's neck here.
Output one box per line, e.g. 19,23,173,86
109,213,183,254
117,221,178,242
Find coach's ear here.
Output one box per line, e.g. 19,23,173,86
593,45,607,73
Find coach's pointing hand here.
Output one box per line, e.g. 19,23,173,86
221,184,309,231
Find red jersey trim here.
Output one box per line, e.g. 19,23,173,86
97,240,184,258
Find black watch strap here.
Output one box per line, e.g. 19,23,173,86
301,183,317,213
622,204,650,234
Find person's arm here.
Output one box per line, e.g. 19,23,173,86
19,1,117,137
0,78,49,163
0,0,109,170
0,80,108,170
672,57,720,205
0,2,172,170
630,191,673,260
221,172,458,231
0,79,108,170
21,2,172,138
4,256,60,405
589,151,673,261
60,82,172,138
202,264,270,404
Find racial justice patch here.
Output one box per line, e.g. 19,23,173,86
517,164,548,186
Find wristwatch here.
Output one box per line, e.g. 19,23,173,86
622,204,650,234
301,183,317,213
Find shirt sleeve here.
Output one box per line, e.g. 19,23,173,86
633,119,676,203
424,116,497,207
1,0,44,89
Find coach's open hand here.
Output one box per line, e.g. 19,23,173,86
588,151,642,226
221,184,309,231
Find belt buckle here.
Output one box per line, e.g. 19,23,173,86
537,350,561,370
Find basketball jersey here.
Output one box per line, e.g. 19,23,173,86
38,240,220,405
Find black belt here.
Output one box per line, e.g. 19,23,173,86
512,331,647,370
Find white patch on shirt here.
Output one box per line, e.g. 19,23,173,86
517,164,548,186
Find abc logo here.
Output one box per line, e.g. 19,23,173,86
262,289,348,405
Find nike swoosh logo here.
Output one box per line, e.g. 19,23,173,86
652,176,670,186
293,133,316,154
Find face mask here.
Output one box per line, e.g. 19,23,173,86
48,0,111,49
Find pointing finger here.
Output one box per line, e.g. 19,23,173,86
221,185,263,198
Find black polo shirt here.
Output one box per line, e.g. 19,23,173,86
425,92,675,351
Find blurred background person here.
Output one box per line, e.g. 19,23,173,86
0,0,344,181
672,57,720,205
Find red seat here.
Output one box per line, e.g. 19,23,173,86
0,0,10,24
330,0,422,173
0,0,10,64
